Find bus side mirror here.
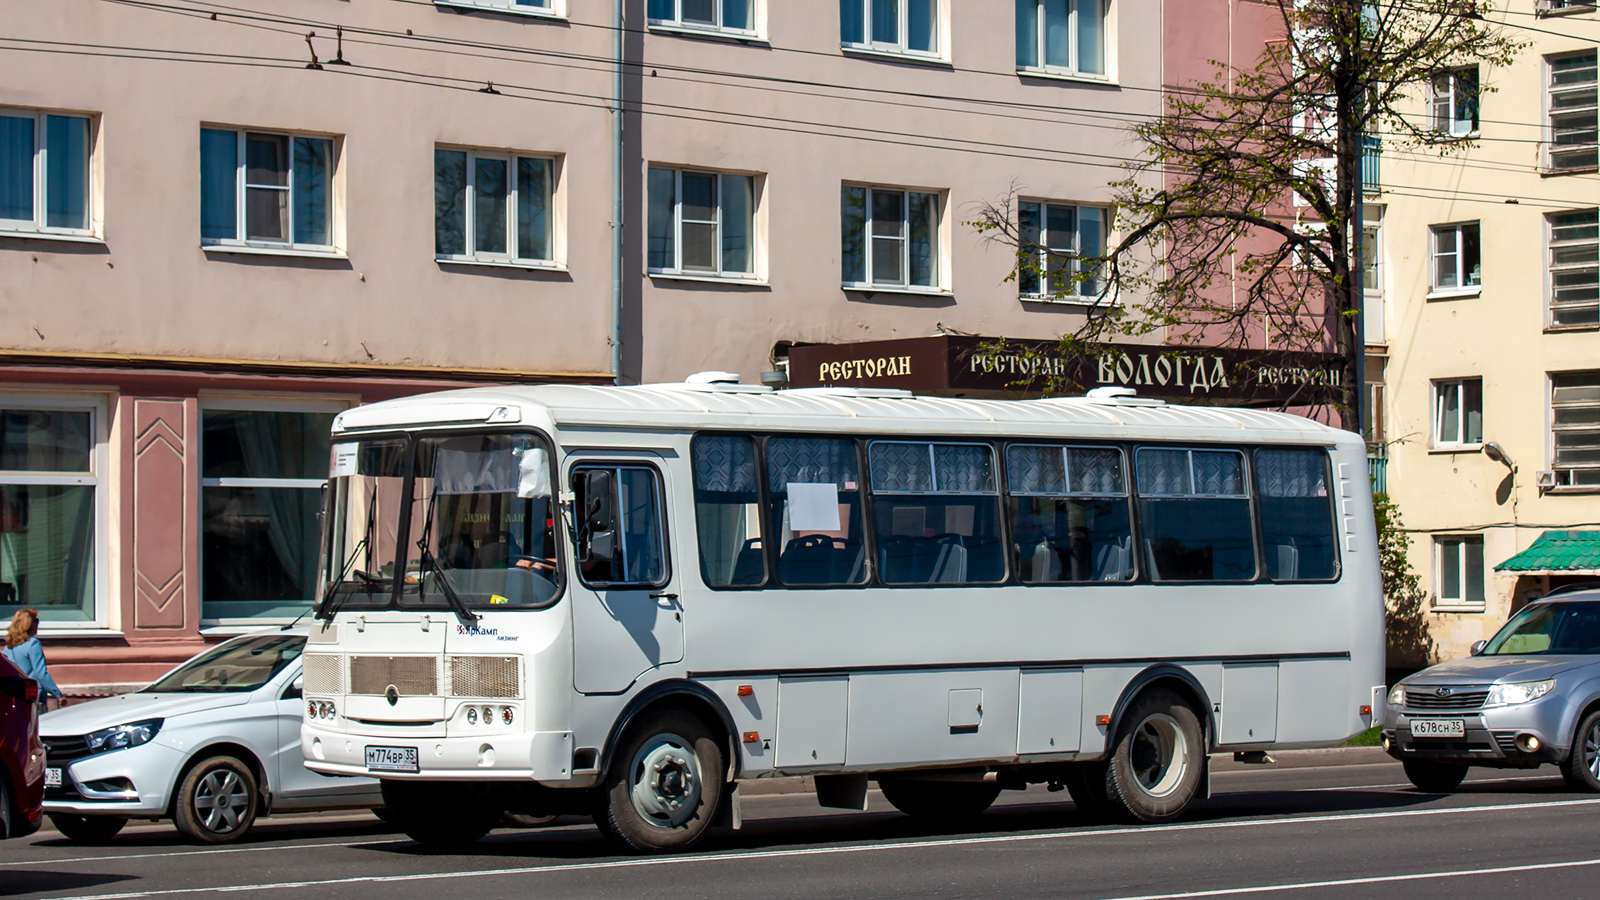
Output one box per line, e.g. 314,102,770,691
1470,640,1487,656
577,469,617,565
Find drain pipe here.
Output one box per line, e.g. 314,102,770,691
610,0,625,384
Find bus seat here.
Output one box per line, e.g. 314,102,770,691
930,539,968,583
730,538,765,585
1030,542,1062,582
1093,537,1130,581
1273,541,1300,580
780,535,844,585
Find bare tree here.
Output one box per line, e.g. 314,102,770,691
971,0,1522,422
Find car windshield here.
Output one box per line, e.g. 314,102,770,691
1481,601,1600,655
143,634,304,693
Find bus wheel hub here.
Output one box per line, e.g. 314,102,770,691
631,736,700,826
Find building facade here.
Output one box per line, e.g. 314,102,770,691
1375,1,1599,661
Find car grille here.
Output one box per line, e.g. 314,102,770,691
42,734,94,763
447,656,520,699
1405,689,1489,711
302,653,344,695
348,655,439,696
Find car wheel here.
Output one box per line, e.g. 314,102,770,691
173,756,259,844
501,812,559,828
1402,759,1467,792
1561,709,1600,792
878,779,1002,822
593,707,725,854
380,780,500,849
1103,689,1205,824
0,772,12,839
49,814,127,843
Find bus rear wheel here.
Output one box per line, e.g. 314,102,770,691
1103,689,1204,824
381,780,500,849
878,778,1002,822
594,708,725,854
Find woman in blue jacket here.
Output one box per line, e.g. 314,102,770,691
4,608,63,710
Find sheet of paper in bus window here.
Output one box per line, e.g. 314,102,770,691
331,443,359,478
944,505,975,537
787,483,841,532
892,505,926,537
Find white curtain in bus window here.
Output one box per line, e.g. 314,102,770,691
765,437,865,586
1005,445,1133,584
869,441,1005,585
1254,448,1338,581
691,434,765,587
1135,448,1256,582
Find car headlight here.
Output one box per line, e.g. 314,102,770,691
1486,679,1555,707
1387,684,1406,707
84,719,163,754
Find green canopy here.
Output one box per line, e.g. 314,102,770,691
1495,531,1600,574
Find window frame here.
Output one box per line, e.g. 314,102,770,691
570,461,673,590
1547,207,1599,331
434,145,557,268
841,0,944,60
647,166,759,280
841,184,945,292
1546,50,1598,174
201,126,338,252
1430,377,1484,450
1251,446,1341,584
432,0,561,18
647,0,757,36
0,392,111,633
1016,199,1107,302
1429,67,1480,137
197,396,352,631
1015,0,1108,80
1132,446,1258,584
1433,534,1486,609
1428,221,1482,296
1003,442,1136,584
1549,369,1600,491
0,108,94,238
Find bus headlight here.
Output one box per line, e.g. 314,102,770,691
1485,679,1555,708
1387,684,1406,707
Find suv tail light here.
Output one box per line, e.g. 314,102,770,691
0,677,38,703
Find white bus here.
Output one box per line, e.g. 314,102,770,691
300,377,1384,853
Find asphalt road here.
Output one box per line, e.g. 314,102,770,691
3,761,1597,900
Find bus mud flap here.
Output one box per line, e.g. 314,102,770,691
714,782,742,829
815,773,869,810
1201,755,1211,801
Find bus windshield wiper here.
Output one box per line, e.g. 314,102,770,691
316,485,381,621
416,544,479,625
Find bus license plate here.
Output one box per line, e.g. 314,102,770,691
44,767,62,788
1410,719,1466,738
364,746,419,773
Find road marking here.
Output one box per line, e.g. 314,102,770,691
1089,856,1600,899
55,796,1600,900
0,837,411,869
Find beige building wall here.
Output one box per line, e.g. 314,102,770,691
1377,1,1600,662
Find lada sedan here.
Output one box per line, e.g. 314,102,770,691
1383,589,1600,792
40,630,380,843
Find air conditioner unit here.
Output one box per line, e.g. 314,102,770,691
1536,470,1557,490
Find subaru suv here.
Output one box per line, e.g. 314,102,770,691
1384,588,1600,792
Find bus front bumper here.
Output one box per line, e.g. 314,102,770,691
302,724,577,783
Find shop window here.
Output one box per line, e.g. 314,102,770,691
201,128,336,250
1135,447,1256,582
0,109,92,237
200,407,338,622
869,441,1005,584
0,405,98,624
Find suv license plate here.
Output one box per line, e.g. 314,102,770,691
1410,719,1466,738
44,767,62,788
365,746,420,773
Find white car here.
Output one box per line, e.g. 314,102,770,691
39,629,381,843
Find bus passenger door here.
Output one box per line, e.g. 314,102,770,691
568,457,684,694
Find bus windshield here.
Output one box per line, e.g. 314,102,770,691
319,431,560,614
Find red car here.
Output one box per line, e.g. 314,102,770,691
0,652,44,840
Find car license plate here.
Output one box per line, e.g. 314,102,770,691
365,746,420,773
1410,719,1466,738
44,767,62,788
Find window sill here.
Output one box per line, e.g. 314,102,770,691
648,270,768,288
1016,67,1116,87
1428,444,1483,454
0,230,105,246
436,256,567,273
843,283,953,298
1543,484,1600,495
1425,287,1481,301
1541,165,1599,177
1431,604,1487,614
432,0,564,20
840,45,952,68
203,243,346,260
38,629,124,639
1544,323,1600,334
1535,3,1596,15
1020,294,1114,307
647,22,766,45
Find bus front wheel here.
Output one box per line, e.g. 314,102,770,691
1103,689,1204,824
594,707,725,853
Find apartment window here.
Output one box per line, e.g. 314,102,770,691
201,128,334,249
1015,0,1105,77
435,148,553,264
1432,378,1483,448
0,403,102,625
1018,201,1105,300
1549,208,1599,328
437,0,553,12
1552,371,1600,488
648,0,752,32
841,0,938,56
200,406,339,622
0,110,91,235
841,185,941,289
1429,68,1480,136
1435,536,1485,607
1430,222,1481,293
1537,0,1597,12
1548,51,1597,172
647,168,755,277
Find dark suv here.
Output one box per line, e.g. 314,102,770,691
1,652,45,839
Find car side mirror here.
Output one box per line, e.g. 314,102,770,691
1470,640,1487,656
576,469,617,565
283,674,304,701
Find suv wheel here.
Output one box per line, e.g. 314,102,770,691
1562,710,1600,792
1402,759,1467,792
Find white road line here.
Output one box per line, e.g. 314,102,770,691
0,837,411,869
56,797,1600,900
1089,856,1600,900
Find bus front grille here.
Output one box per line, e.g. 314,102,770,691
349,656,439,696
302,653,344,694
448,656,521,698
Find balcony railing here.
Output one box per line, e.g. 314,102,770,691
1361,136,1381,196
1368,446,1388,494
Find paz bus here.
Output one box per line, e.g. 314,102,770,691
299,375,1384,852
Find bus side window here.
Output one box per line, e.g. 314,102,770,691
764,436,866,586
691,434,766,588
869,441,1006,585
1254,448,1339,581
573,465,668,587
1134,448,1256,582
1006,444,1134,584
